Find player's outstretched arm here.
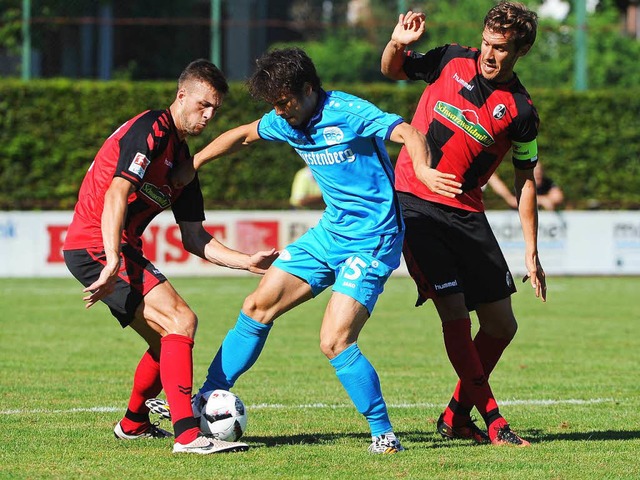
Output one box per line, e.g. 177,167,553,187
194,119,262,169
390,122,462,198
171,120,262,189
381,11,426,80
179,221,278,274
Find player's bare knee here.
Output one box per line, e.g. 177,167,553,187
164,306,198,338
241,294,274,324
319,335,348,360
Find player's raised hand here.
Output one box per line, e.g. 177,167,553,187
171,157,196,189
522,252,547,302
392,11,426,46
247,248,279,275
415,164,462,198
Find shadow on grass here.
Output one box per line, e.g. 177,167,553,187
244,428,640,449
522,429,640,443
244,430,471,449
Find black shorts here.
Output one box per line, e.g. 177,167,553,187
63,244,167,327
399,192,516,312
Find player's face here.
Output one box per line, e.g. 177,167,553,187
479,28,529,83
178,81,224,137
272,86,316,127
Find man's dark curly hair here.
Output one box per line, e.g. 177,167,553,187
484,1,538,51
247,47,322,104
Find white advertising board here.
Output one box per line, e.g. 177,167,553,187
1,210,639,277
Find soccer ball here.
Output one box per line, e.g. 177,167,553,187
199,389,247,441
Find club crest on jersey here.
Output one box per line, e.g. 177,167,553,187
323,127,344,146
129,152,150,178
493,104,507,120
140,183,171,209
434,101,494,147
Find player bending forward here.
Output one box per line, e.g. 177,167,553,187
63,59,277,454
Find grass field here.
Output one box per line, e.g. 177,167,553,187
1,276,639,479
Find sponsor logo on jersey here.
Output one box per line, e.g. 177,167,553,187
453,73,474,91
128,152,150,178
434,101,494,147
295,147,356,166
506,272,514,288
434,279,458,291
493,104,507,119
140,182,171,209
279,249,292,261
323,127,344,145
164,158,173,168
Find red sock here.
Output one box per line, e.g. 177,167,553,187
441,319,500,426
455,329,511,412
120,349,162,434
160,334,199,444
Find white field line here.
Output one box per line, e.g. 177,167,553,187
0,398,617,416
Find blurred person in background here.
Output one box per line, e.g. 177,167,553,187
487,162,564,210
381,1,546,447
289,165,325,209
63,59,277,455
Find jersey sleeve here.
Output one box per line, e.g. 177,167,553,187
257,110,290,142
338,95,404,141
115,110,171,188
403,44,455,83
171,173,206,223
509,95,540,170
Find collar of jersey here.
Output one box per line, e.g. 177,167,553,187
292,88,327,137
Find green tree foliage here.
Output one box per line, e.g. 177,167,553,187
1,79,638,210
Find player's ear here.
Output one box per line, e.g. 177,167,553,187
517,44,532,58
303,82,313,97
177,87,187,104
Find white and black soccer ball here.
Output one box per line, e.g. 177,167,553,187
199,389,247,441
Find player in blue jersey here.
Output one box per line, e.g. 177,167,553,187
157,47,441,453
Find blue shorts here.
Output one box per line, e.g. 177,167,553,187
272,225,403,314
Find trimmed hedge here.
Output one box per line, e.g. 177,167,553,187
1,79,638,210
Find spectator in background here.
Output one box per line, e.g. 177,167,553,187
290,165,325,209
488,162,564,210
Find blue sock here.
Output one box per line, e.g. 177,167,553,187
200,311,272,394
329,343,392,437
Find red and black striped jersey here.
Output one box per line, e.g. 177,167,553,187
64,109,205,251
395,44,539,212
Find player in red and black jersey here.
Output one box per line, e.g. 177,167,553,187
382,2,546,447
63,59,277,455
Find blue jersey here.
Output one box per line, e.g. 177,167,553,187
258,90,404,239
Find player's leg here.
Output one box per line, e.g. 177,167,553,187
115,318,167,438
452,298,516,412
321,292,402,453
138,280,248,453
434,212,528,446
431,294,505,438
136,280,203,446
324,236,403,454
400,197,509,444
64,248,170,440
197,266,314,396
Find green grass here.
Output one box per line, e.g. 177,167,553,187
1,276,639,479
